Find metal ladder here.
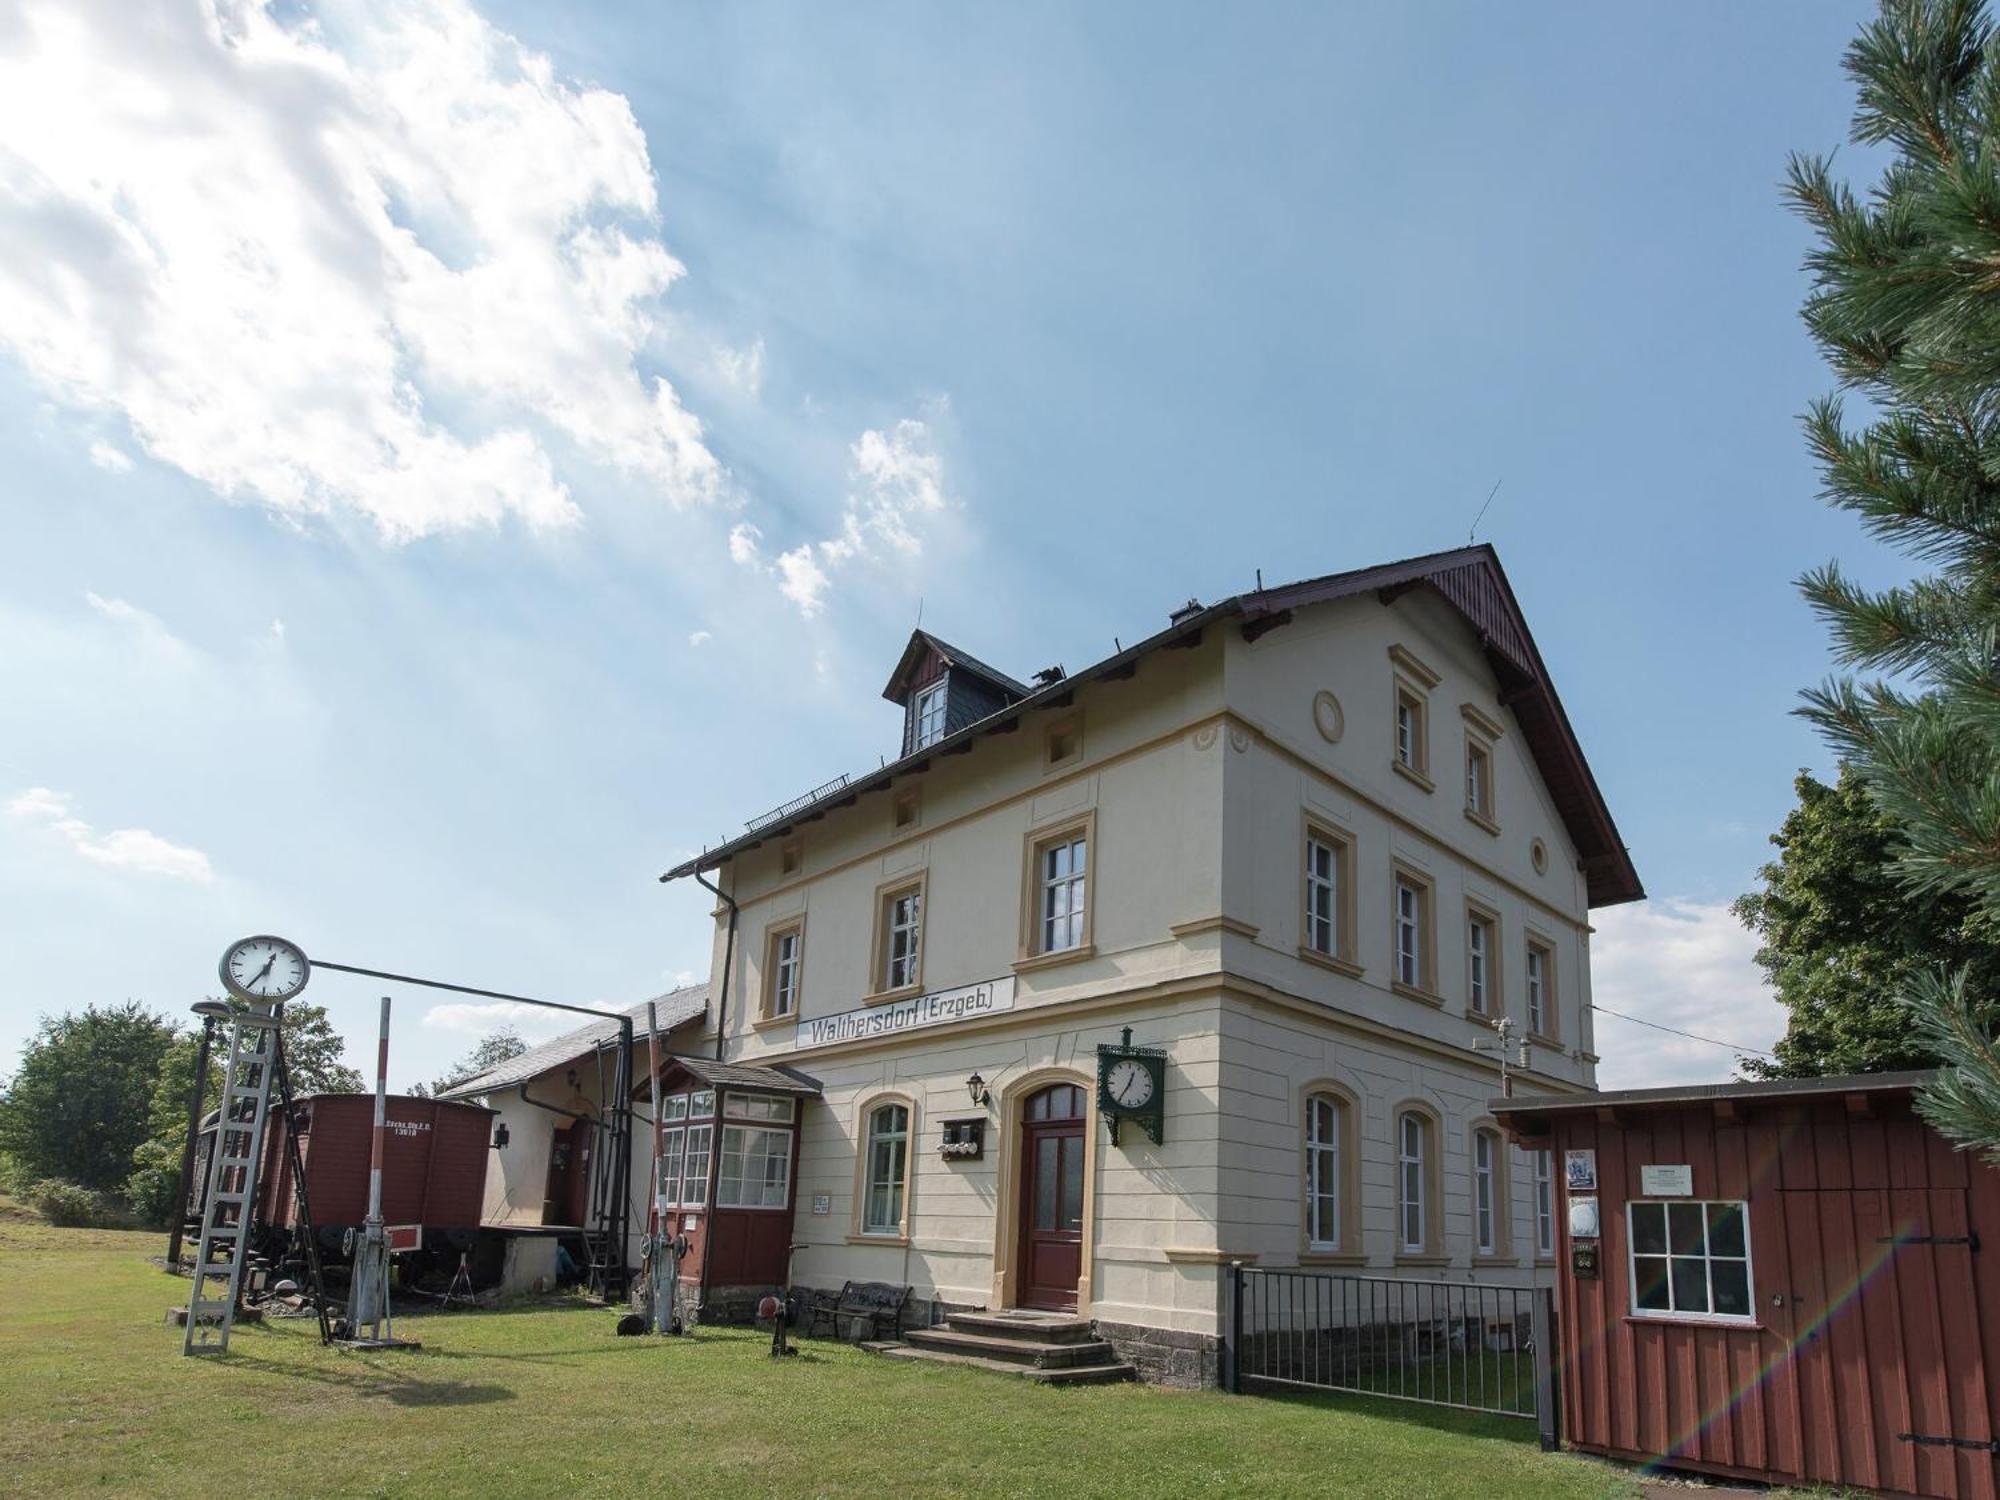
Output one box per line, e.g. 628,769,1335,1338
182,1004,281,1355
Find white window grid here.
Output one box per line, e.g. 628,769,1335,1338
912,681,947,749
716,1124,792,1209
886,890,922,990
1466,744,1488,813
1474,1132,1496,1255
1396,881,1423,987
863,1103,910,1235
1534,1149,1555,1256
1306,1094,1341,1249
1395,698,1417,767
1305,837,1339,956
1626,1199,1755,1324
679,1123,713,1207
1468,917,1489,1013
1527,947,1547,1034
1039,835,1087,953
771,929,801,1017
1398,1113,1426,1252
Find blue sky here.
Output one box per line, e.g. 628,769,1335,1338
0,0,1888,1090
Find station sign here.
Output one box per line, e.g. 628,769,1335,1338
796,975,1016,1049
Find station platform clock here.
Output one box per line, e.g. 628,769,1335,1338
1096,1026,1166,1146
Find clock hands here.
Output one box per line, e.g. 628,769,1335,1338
248,952,277,989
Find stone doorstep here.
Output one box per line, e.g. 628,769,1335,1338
904,1325,1119,1368
862,1341,1137,1386
944,1310,1099,1344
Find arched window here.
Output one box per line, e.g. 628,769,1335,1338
1305,1093,1343,1251
862,1102,910,1237
1398,1111,1428,1253
1533,1148,1555,1257
1473,1129,1498,1255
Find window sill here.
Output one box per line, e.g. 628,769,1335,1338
1393,1253,1451,1268
750,1013,795,1032
1300,1250,1369,1267
1463,808,1501,837
1298,946,1364,980
1163,1247,1259,1266
1011,943,1097,976
1391,980,1445,1008
1623,1313,1761,1331
847,1232,910,1248
1471,1252,1521,1268
1463,1006,1500,1025
1533,1256,1558,1268
1528,1031,1564,1053
863,982,925,1007
1392,760,1435,794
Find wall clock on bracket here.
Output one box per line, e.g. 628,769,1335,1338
218,934,311,1005
1096,1026,1166,1146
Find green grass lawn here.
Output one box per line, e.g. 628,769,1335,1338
0,1205,1641,1500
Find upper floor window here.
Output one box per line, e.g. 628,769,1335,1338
1388,644,1440,789
1397,1111,1429,1253
1467,910,1494,1015
1533,1148,1555,1257
862,1101,912,1237
1526,939,1554,1038
1305,1092,1343,1251
1460,703,1503,833
912,680,948,749
881,884,923,992
1628,1200,1753,1323
1392,871,1434,994
1304,832,1343,960
1396,694,1421,769
1039,834,1087,952
764,921,803,1019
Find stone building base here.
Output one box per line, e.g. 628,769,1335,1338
1093,1318,1223,1388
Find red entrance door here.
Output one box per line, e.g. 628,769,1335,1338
1018,1083,1086,1311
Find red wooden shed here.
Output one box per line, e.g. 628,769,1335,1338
1496,1072,2000,1500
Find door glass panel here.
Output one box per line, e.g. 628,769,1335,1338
1034,1135,1059,1231
1059,1136,1083,1231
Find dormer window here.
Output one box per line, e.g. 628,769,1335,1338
912,680,948,749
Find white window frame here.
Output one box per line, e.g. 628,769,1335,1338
659,1126,686,1206
886,889,922,991
912,680,948,749
1305,1093,1341,1251
861,1102,911,1237
724,1092,796,1123
1625,1199,1756,1326
679,1122,713,1207
1473,1131,1497,1255
1305,835,1340,957
1465,741,1488,815
1395,697,1418,769
1039,833,1088,954
1526,945,1548,1035
1533,1149,1555,1257
1395,880,1424,988
770,928,801,1018
662,1093,689,1124
715,1124,792,1209
1467,914,1490,1014
690,1089,716,1119
1398,1112,1426,1253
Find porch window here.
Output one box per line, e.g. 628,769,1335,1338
690,1089,716,1119
725,1092,796,1123
1628,1200,1753,1322
659,1128,685,1206
680,1123,713,1206
862,1102,910,1236
1305,1093,1342,1251
717,1125,792,1209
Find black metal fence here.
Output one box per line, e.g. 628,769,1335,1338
1226,1264,1558,1448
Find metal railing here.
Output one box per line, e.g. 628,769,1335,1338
1226,1264,1558,1447
745,773,852,833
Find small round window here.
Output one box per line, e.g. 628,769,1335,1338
1530,838,1549,875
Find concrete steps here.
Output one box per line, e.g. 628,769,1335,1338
862,1309,1135,1386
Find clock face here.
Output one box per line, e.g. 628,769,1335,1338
1105,1057,1155,1110
219,935,309,1003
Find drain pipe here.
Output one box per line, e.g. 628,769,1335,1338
692,868,738,1063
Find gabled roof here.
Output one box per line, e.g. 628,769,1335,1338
665,545,1643,907
881,629,1031,705
437,982,708,1100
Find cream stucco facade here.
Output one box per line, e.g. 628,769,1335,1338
665,552,1632,1374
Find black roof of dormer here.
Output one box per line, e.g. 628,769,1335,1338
882,630,1028,757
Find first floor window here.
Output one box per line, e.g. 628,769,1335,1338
1468,915,1491,1014
1039,834,1088,953
716,1125,792,1208
1395,879,1426,988
1305,834,1340,957
1305,1093,1342,1250
884,887,922,991
680,1123,712,1206
1473,1130,1497,1255
769,927,801,1017
1628,1200,1752,1321
1398,1112,1427,1252
863,1102,910,1235
1534,1149,1554,1256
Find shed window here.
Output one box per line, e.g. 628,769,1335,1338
716,1125,791,1209
862,1102,911,1236
1397,1112,1428,1253
1305,1093,1343,1251
912,680,948,749
1627,1200,1753,1322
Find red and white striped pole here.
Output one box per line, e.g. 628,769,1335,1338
367,995,390,1226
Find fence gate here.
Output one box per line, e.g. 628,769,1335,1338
1226,1265,1559,1449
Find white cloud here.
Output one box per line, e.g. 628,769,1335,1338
7,785,215,883
1588,897,1783,1090
746,407,955,617
687,629,711,647
84,591,194,663
712,337,765,396
420,999,574,1042
0,0,724,541
87,439,131,473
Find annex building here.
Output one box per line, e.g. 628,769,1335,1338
457,544,1642,1385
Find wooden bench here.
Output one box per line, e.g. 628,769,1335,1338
803,1280,912,1342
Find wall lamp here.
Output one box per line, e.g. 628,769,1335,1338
491,1122,510,1149
965,1071,990,1108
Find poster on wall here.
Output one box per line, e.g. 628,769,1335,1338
1564,1148,1597,1192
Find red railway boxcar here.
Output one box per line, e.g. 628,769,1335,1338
1495,1071,2000,1500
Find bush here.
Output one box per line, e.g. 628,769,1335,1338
124,1140,185,1230
21,1178,129,1229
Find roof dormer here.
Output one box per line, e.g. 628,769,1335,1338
881,630,1028,757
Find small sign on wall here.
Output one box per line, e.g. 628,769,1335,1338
1572,1243,1601,1280
811,1194,830,1216
1568,1196,1600,1241
1565,1149,1597,1192
1640,1164,1693,1197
